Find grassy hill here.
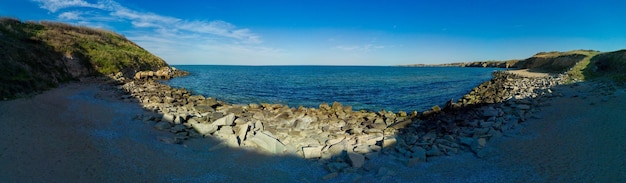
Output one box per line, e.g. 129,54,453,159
0,17,168,98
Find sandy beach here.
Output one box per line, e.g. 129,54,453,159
1,79,625,182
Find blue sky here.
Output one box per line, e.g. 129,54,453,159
1,0,625,65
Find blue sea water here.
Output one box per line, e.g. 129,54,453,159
164,65,505,112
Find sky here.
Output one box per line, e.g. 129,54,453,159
1,0,625,65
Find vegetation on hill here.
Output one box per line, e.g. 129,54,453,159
513,50,600,73
588,50,626,82
0,17,168,99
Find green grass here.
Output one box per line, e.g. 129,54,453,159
0,17,169,98
564,51,601,83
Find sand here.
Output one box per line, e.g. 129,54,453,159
1,79,625,182
505,69,552,78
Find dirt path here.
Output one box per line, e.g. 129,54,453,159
1,81,624,182
0,82,326,182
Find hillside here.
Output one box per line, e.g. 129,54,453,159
0,17,168,99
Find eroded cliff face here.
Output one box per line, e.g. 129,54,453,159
0,18,168,98
513,51,597,72
593,50,626,72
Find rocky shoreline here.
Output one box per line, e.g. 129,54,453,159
103,68,567,177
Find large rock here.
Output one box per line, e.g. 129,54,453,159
161,113,175,123
213,113,236,126
347,153,365,168
302,146,323,159
190,121,218,135
249,131,285,154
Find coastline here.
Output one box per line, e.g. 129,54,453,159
1,70,625,181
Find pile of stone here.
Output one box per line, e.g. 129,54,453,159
120,80,418,169
111,69,565,175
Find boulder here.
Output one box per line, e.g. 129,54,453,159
237,123,250,143
190,122,218,135
347,153,365,168
302,146,323,159
249,131,285,154
154,121,171,131
161,113,175,123
213,113,236,126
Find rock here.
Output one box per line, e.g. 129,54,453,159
326,162,349,173
302,146,323,159
407,158,421,167
170,124,186,133
322,172,338,180
388,119,412,130
237,123,250,143
154,121,171,130
431,105,441,112
353,145,372,154
174,115,185,124
382,136,397,148
157,136,180,144
213,113,236,126
194,105,215,113
426,146,443,156
216,126,234,138
459,137,474,147
410,146,426,160
347,153,365,168
516,104,531,110
249,131,285,154
482,107,499,117
162,113,175,123
190,122,218,135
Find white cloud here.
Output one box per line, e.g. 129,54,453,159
32,0,269,64
32,0,261,43
33,0,105,12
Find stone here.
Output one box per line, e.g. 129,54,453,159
173,115,185,124
237,123,250,143
353,145,372,154
426,146,443,156
162,113,175,123
213,113,236,126
410,146,426,160
302,146,323,159
154,121,171,130
190,122,218,135
482,107,499,117
347,153,365,168
516,104,531,110
157,136,180,144
322,172,338,180
477,138,487,148
407,157,421,167
216,126,234,137
249,131,285,154
326,162,349,173
388,119,412,130
382,136,397,148
294,116,314,130
194,105,215,113
328,143,347,156
459,137,474,147
170,124,186,133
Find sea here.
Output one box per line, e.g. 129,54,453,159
163,65,505,113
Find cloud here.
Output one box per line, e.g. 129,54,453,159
32,0,262,44
33,0,105,12
31,0,270,64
